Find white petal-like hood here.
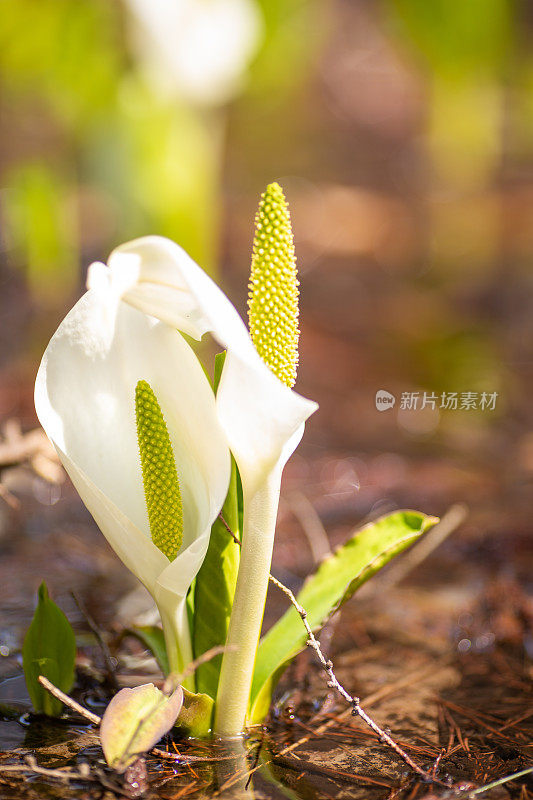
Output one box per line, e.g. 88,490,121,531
35,286,230,616
88,235,318,494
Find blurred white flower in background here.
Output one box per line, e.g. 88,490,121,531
125,0,263,105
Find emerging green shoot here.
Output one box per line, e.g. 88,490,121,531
135,380,183,561
22,582,76,716
248,182,299,388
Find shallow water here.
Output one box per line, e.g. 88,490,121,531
1,570,532,800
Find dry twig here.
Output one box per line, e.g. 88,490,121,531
218,513,436,783
267,572,433,780
37,674,240,766
165,644,234,692
38,675,101,724
0,756,131,796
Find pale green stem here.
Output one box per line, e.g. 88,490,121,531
158,600,195,692
214,469,282,736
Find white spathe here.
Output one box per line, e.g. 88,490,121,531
88,236,318,495
35,284,231,675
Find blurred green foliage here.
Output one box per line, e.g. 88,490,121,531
0,0,324,308
0,0,524,429
384,0,518,189
249,0,322,99
4,163,78,301
0,0,220,299
0,0,121,127
385,0,513,80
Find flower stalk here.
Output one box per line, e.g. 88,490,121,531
214,469,281,735
214,182,301,735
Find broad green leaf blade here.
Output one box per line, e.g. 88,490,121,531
100,683,183,772
193,458,240,697
193,349,241,698
22,582,76,716
127,626,170,676
249,510,438,722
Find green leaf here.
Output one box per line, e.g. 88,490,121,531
192,350,241,698
100,683,183,772
213,350,226,394
22,582,76,716
385,0,511,80
193,458,240,697
186,580,195,642
249,510,438,722
127,626,170,676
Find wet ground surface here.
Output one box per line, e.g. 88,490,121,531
0,430,531,799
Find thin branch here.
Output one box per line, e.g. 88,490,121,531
38,676,101,725
40,641,230,725
0,758,132,798
0,482,20,510
219,512,436,783
218,513,242,544
0,761,85,781
267,573,432,780
164,644,234,693
256,662,453,785
37,675,240,766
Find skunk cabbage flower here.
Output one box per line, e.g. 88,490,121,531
82,184,317,734
35,281,230,677
36,182,316,732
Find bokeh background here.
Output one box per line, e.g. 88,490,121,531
0,0,532,723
